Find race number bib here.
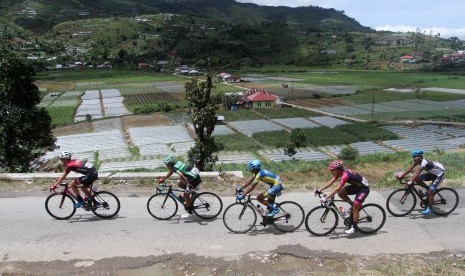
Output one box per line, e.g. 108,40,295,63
190,166,200,176
84,162,94,169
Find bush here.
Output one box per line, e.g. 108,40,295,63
338,146,359,161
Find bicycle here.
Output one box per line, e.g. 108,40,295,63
45,182,120,220
222,190,305,234
305,191,386,236
147,179,223,220
386,178,459,217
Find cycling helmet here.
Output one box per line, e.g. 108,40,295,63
329,160,343,171
247,160,261,171
411,149,424,158
58,151,72,160
163,155,175,165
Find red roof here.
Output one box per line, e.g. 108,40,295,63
246,91,277,102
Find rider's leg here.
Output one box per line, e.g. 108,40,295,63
256,193,270,208
337,188,353,206
70,180,84,202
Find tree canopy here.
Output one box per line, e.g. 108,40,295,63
0,47,56,172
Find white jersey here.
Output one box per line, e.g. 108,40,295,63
420,159,445,176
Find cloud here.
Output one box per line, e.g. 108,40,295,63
375,25,465,40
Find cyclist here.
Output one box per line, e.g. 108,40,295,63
50,151,99,208
316,160,370,234
159,155,201,219
236,160,283,217
396,149,445,215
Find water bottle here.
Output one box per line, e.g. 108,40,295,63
257,204,264,215
339,206,346,217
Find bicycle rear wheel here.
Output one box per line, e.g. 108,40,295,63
90,191,120,218
355,203,386,234
304,206,338,236
147,193,178,220
222,203,257,233
431,188,459,216
386,188,416,217
45,193,76,220
192,192,223,219
272,201,304,232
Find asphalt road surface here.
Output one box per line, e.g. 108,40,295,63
0,189,464,274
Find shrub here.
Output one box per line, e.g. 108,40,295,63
338,146,359,161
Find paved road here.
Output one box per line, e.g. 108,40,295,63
0,189,463,263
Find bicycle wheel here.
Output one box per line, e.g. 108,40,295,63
304,206,338,236
192,192,223,219
147,193,178,220
431,188,459,216
90,191,120,218
45,193,76,220
273,201,305,232
386,188,416,217
222,203,257,233
355,203,386,234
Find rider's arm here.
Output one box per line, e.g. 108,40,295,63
242,174,257,195
319,174,338,193
323,176,343,201
53,171,69,188
409,166,424,183
398,163,416,179
161,170,175,182
175,171,191,187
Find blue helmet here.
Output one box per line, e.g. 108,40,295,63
247,160,261,171
411,149,424,158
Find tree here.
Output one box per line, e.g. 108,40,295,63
185,74,223,171
0,47,56,172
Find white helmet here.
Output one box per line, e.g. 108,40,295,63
59,151,72,160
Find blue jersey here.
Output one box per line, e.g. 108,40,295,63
252,169,282,186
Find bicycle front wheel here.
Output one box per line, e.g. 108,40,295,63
45,193,76,220
192,192,223,219
431,188,459,216
356,203,386,234
386,188,416,217
147,193,178,220
304,206,338,236
90,191,120,218
222,203,257,233
273,201,305,232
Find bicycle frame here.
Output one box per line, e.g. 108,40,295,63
236,194,288,224
398,179,429,206
51,183,96,208
156,182,199,208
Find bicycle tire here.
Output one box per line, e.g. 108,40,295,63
45,193,76,220
431,187,459,216
272,201,305,232
222,203,257,233
304,206,338,236
90,191,120,218
355,203,386,234
147,193,178,220
192,192,223,219
386,188,416,217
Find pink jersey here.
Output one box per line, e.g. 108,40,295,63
338,169,369,188
65,159,95,175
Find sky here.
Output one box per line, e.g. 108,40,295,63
235,0,465,40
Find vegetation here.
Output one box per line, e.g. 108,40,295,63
0,47,56,172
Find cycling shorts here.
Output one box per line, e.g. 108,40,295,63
421,172,445,192
264,184,283,198
76,168,98,187
345,184,370,208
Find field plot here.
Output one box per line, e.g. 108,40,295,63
217,151,257,164
320,141,396,156
99,159,163,172
128,125,193,146
308,116,351,128
380,125,465,152
45,130,132,162
228,119,286,137
75,89,130,122
258,147,330,162
271,117,319,129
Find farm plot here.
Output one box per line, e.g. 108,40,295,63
308,116,351,128
217,151,257,164
228,119,286,137
186,124,236,136
421,125,465,137
258,147,330,162
128,125,193,146
381,137,458,153
46,129,131,162
316,105,372,116
152,81,186,93
99,159,163,172
381,125,451,140
123,92,177,106
272,117,320,129
320,141,396,156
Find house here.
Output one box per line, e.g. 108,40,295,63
400,55,416,63
239,89,278,108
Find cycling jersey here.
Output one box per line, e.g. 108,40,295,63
420,159,445,176
65,159,96,175
252,169,282,186
173,161,200,181
338,169,369,188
